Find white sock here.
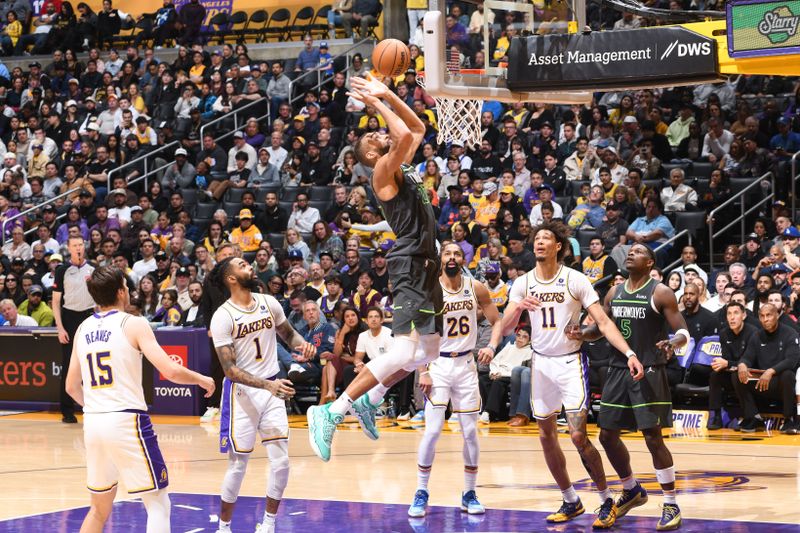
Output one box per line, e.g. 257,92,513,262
330,392,354,417
796,403,800,416
367,384,389,406
464,467,477,492
621,475,638,490
599,488,612,503
218,519,231,532
561,486,579,503
663,489,677,505
417,465,431,491
262,511,276,525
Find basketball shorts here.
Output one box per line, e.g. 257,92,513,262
531,352,589,420
219,378,289,455
388,255,443,337
598,365,673,431
426,353,481,414
83,411,169,495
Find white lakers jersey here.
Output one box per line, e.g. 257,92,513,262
75,310,147,413
440,277,479,355
508,265,598,356
210,293,286,381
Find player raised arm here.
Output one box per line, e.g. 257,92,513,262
474,280,503,365
126,316,216,396
351,73,425,141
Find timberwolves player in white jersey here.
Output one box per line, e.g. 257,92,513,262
502,221,642,529
408,243,502,518
210,257,316,533
66,266,214,533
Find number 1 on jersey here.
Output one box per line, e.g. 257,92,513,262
254,338,263,361
540,306,556,330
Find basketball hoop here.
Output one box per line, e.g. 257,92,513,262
417,66,485,150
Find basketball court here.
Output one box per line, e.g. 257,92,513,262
0,412,799,531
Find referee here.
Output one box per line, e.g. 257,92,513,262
52,235,95,423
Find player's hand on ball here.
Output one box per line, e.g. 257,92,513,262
418,372,432,397
269,379,296,400
477,347,494,365
350,72,389,99
199,376,215,398
628,355,644,381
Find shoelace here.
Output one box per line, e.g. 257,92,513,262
594,499,615,518
413,493,427,506
320,413,337,441
660,504,679,522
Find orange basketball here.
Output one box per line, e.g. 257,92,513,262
372,39,411,78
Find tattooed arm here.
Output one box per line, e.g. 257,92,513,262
216,343,295,398
276,320,317,361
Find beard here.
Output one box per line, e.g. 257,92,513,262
444,263,460,277
239,273,260,291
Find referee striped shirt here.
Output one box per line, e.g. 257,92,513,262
52,262,95,312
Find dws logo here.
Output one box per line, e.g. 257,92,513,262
660,40,713,60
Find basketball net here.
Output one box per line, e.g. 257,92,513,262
416,48,484,150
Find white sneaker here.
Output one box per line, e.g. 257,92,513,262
288,363,306,381
397,411,411,421
200,407,219,423
254,521,275,533
479,412,490,424
448,413,460,424
410,411,425,422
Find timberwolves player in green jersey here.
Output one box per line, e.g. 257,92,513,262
307,74,443,462
580,244,689,531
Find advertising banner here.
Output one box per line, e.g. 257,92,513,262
0,332,61,402
152,328,211,416
728,0,800,57
506,26,719,91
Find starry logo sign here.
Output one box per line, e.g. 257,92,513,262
728,0,800,57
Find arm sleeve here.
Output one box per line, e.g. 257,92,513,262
741,333,757,367
355,331,367,353
52,265,66,293
209,307,233,348
508,275,527,304
774,332,800,373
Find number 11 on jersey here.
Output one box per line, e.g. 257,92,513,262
540,306,556,330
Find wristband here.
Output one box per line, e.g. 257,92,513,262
625,350,636,359
487,345,497,353
674,329,690,344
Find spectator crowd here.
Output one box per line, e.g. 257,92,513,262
0,0,799,429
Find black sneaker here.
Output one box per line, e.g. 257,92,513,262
780,418,798,435
592,497,617,529
62,414,78,424
706,412,722,430
740,418,765,433
546,500,585,523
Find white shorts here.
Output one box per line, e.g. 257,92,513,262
426,353,481,414
220,378,289,454
532,352,589,420
84,411,169,495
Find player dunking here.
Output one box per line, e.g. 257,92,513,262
66,266,215,533
579,243,688,531
501,221,643,529
409,242,503,517
307,74,443,462
210,257,316,533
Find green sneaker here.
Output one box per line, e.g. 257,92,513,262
352,394,381,440
306,403,343,462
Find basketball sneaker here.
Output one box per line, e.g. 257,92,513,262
461,490,485,514
352,394,380,440
546,500,585,523
306,403,343,462
615,482,648,517
408,489,429,517
592,497,617,529
254,520,275,533
740,417,766,433
656,503,682,531
779,418,798,435
200,407,219,423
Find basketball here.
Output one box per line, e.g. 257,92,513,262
372,39,411,78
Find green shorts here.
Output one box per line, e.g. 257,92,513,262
597,365,673,431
